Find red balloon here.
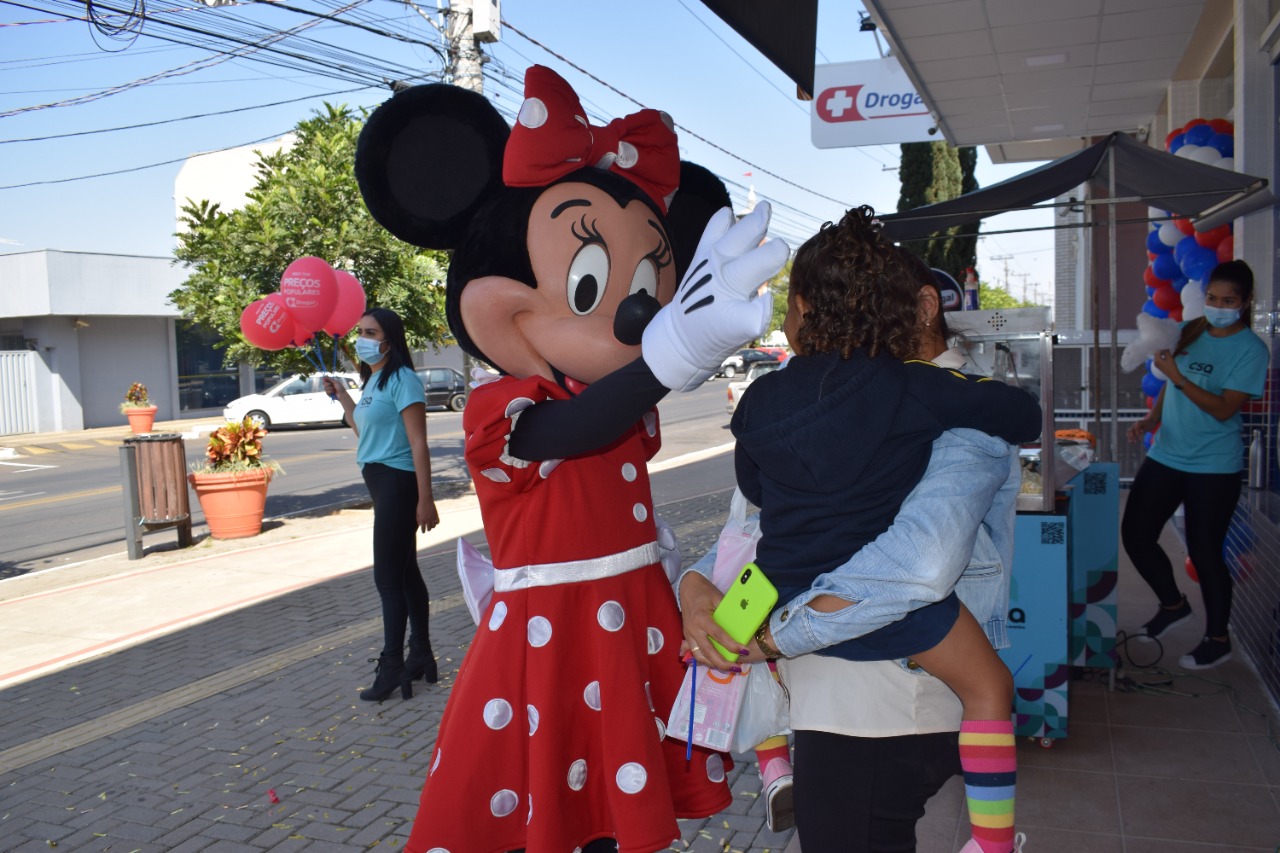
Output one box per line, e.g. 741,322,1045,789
1164,128,1184,150
263,293,312,345
1216,235,1234,263
1185,556,1199,583
322,270,368,337
1168,307,1183,323
1184,117,1209,129
1147,250,1157,262
1208,118,1234,135
1144,395,1155,409
1173,216,1195,236
280,257,339,333
1143,265,1170,289
240,299,298,351
1152,284,1181,312
1194,223,1231,248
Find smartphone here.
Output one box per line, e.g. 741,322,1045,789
709,562,778,662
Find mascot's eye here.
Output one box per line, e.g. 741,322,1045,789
567,243,609,315
629,258,658,299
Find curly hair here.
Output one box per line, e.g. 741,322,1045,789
790,205,920,360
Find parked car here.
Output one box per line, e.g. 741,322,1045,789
726,358,782,413
223,373,360,428
718,347,776,379
415,366,468,412
755,345,791,363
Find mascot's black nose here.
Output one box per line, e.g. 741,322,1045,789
613,291,662,345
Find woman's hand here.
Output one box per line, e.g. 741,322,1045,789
417,498,440,533
1153,349,1183,384
321,375,345,398
678,572,744,673
1127,414,1157,443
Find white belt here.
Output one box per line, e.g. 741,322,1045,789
493,541,661,591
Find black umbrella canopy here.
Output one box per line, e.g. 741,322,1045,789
878,132,1269,243
700,0,818,98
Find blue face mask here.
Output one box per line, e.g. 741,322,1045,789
1203,306,1241,329
355,337,386,365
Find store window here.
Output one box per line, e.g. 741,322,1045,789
175,321,239,412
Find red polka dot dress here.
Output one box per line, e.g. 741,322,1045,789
405,375,732,853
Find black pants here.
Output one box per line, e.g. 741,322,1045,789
1121,457,1242,638
792,730,960,853
362,462,431,656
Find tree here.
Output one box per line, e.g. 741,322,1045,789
765,258,792,341
976,281,1036,309
897,141,980,280
171,104,451,373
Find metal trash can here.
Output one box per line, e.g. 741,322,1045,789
120,433,193,559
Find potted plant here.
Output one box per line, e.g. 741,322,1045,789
120,382,158,434
187,415,282,539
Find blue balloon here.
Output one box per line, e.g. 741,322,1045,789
1208,133,1234,158
1173,234,1198,264
1146,285,1156,297
1152,252,1181,281
1183,245,1217,283
1172,274,1189,289
1184,124,1214,146
1147,229,1173,254
1142,431,1153,450
1168,133,1186,153
1142,299,1169,319
1141,372,1166,398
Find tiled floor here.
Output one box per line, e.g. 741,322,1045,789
909,506,1280,853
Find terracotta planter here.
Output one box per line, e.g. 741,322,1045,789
124,405,158,434
188,468,273,539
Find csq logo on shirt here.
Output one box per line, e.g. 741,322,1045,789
358,395,373,408
1187,361,1214,375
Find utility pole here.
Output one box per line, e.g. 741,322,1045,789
989,254,1013,293
1011,271,1031,304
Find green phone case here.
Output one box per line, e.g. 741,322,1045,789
709,562,779,662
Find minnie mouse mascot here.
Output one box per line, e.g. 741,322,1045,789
355,65,787,853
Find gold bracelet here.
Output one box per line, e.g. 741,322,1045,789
754,622,781,660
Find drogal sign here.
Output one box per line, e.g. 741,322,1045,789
811,58,936,149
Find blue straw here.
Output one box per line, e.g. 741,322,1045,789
686,658,696,761
329,332,341,373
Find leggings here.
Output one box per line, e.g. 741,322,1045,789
1121,457,1242,638
793,729,960,853
362,462,431,656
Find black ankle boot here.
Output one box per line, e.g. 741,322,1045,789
405,637,438,684
360,653,411,701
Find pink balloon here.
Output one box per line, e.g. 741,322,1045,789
240,299,298,351
280,257,338,332
263,293,312,345
323,270,367,336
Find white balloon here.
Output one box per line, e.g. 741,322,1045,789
1175,143,1202,159
1151,363,1169,382
1148,206,1168,222
1157,222,1182,247
1189,146,1222,165
1181,281,1206,321
1218,157,1235,171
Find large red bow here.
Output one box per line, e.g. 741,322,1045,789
503,65,680,213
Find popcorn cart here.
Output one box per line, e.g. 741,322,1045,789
949,308,1120,746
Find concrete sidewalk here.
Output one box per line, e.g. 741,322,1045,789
0,445,800,852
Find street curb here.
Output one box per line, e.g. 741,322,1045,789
0,447,15,459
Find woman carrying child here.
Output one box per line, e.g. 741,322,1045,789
680,208,1040,853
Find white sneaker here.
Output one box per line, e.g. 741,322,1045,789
760,757,794,832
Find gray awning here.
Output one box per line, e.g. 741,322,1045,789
878,132,1269,242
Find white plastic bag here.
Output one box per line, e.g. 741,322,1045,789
710,488,762,589
731,662,791,754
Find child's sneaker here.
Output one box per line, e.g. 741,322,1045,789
760,756,794,832
1137,594,1192,642
1178,636,1232,670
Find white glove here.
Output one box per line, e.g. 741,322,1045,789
655,515,682,585
643,201,790,391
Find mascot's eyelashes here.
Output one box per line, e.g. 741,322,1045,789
570,213,605,246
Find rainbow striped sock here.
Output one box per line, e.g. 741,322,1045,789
959,719,1016,853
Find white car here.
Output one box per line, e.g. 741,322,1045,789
726,359,782,413
223,373,361,428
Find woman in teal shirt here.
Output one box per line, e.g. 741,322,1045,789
1123,260,1269,669
324,308,440,700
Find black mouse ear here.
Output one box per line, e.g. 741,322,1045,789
665,161,733,278
356,84,510,250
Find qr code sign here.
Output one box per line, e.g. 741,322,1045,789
1084,472,1107,495
1041,521,1065,545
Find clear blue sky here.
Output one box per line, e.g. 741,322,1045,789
0,0,1053,304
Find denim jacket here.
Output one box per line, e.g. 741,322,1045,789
682,428,1019,657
